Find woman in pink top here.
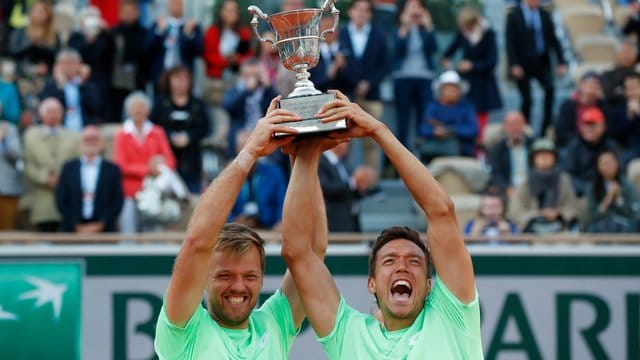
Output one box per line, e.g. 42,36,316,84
114,91,176,234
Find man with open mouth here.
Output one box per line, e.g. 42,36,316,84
282,90,483,358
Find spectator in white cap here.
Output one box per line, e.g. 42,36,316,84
417,70,478,163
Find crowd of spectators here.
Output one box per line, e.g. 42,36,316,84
1,0,640,236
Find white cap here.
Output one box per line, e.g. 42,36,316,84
433,70,469,94
438,70,462,85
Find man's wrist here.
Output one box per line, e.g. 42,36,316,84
295,150,322,171
371,122,390,143
234,149,257,172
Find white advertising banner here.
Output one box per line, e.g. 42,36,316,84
1,245,638,360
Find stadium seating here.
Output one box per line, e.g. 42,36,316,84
574,34,618,63
554,0,591,10
560,5,606,45
428,157,490,194
614,5,632,29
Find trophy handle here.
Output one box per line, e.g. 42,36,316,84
320,0,337,12
320,3,340,42
248,5,275,46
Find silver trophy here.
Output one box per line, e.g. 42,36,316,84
248,0,347,136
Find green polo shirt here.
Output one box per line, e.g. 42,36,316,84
319,276,484,359
155,290,298,359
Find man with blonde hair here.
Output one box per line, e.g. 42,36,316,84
154,97,329,359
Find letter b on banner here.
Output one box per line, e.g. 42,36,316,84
113,293,163,360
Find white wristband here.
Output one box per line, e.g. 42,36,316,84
234,149,255,172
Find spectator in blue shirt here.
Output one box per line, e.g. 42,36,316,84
229,130,286,230
418,70,478,163
222,58,278,159
0,61,22,126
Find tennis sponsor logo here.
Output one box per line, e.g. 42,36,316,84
0,262,82,360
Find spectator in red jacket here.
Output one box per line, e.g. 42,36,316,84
90,0,120,28
202,0,253,106
114,91,176,234
204,0,252,79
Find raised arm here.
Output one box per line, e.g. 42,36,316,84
317,91,476,303
281,139,342,337
278,144,330,328
165,97,300,327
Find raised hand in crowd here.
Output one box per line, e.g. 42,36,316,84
352,166,376,193
53,62,91,87
598,181,621,214
183,19,198,36
457,59,473,73
510,65,524,80
398,0,432,36
156,16,169,33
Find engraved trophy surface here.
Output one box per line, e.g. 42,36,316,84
248,0,347,136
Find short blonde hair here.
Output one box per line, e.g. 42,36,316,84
216,223,266,273
457,6,481,30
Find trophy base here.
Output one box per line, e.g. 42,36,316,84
276,93,347,137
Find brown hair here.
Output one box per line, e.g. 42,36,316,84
216,223,266,273
27,1,57,48
396,0,428,23
457,6,481,30
368,226,432,278
120,0,140,7
348,0,374,11
214,0,241,30
158,65,193,95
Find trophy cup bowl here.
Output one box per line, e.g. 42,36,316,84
248,0,347,136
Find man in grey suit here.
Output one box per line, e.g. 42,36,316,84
23,98,81,232
0,112,25,230
318,142,376,232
